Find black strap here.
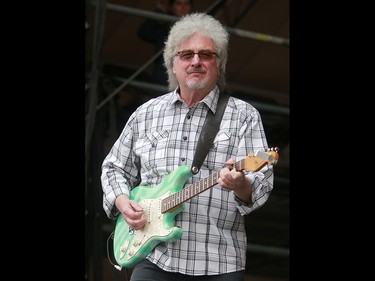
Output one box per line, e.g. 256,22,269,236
191,93,230,174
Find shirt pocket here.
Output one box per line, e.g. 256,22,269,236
135,130,169,171
206,131,234,167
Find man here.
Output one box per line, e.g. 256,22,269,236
101,12,274,281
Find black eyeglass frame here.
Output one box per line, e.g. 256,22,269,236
176,50,219,61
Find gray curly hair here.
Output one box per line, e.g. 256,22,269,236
163,13,229,91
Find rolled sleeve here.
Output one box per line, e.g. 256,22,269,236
234,166,273,215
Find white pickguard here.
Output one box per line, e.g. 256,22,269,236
120,194,173,261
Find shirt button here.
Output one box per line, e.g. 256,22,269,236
183,136,187,141
181,157,185,162
187,115,191,119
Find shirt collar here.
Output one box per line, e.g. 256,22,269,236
169,86,221,113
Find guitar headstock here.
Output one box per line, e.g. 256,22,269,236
243,147,279,172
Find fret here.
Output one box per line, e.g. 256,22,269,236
190,184,196,196
161,198,168,213
195,184,200,194
184,188,190,199
166,199,171,210
171,193,175,207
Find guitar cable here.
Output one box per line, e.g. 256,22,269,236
107,231,122,271
107,231,132,280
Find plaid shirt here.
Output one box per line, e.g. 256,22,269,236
101,86,274,275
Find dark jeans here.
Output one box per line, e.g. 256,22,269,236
130,259,245,281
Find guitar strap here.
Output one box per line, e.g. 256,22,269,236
191,93,230,174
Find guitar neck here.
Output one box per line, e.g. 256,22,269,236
161,158,248,213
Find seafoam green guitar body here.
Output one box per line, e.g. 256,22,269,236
113,165,193,268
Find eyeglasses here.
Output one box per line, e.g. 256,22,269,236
176,50,219,61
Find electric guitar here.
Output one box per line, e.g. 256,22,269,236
113,148,279,268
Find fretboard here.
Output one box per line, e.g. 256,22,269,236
161,158,246,213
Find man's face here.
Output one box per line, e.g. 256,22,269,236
173,34,219,91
